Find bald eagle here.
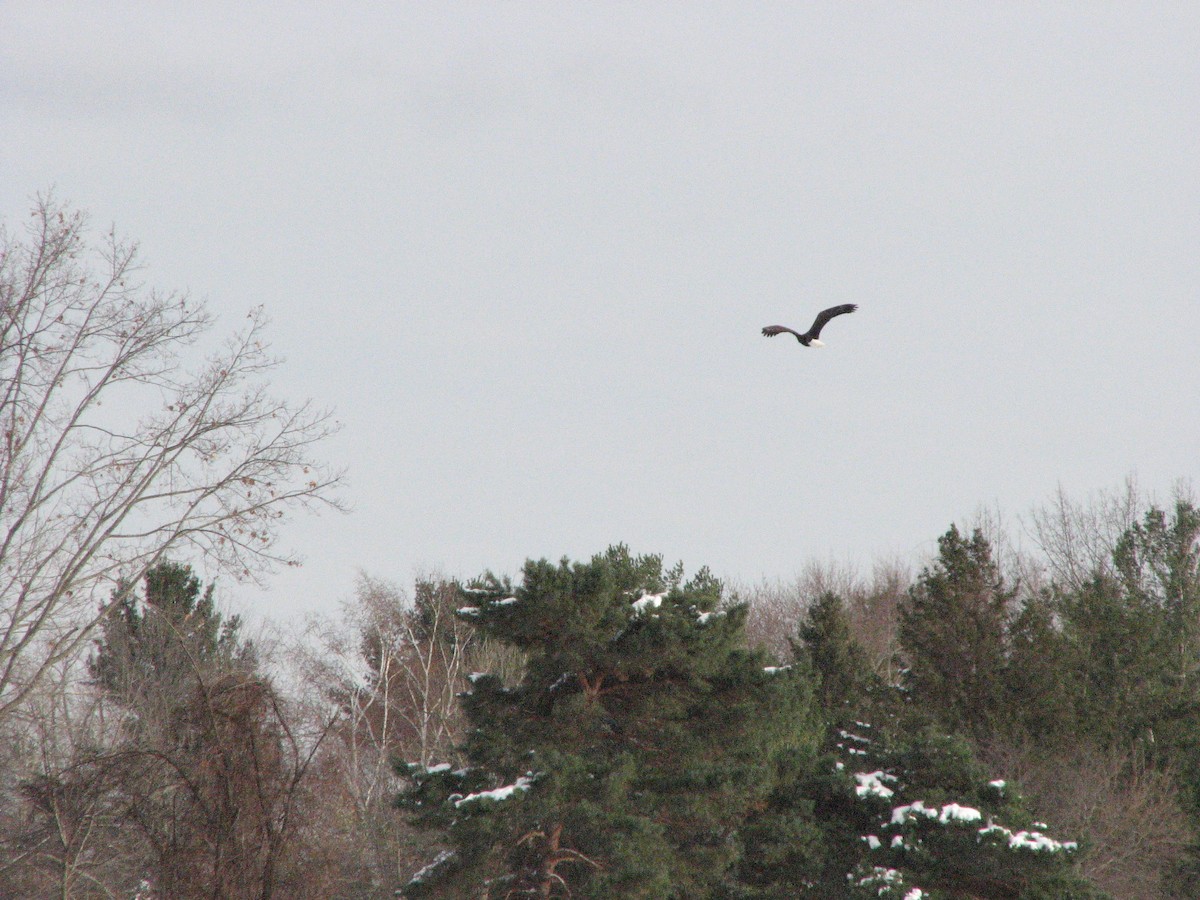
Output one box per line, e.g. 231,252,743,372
762,304,858,347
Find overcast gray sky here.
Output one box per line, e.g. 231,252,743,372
3,3,1198,621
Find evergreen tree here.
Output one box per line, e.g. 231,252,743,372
398,546,822,898
737,592,885,897
91,560,253,721
899,526,1014,739
1046,502,1200,763
763,582,1104,898
827,725,1103,899
762,712,1100,898
1056,573,1171,748
1055,502,1200,889
1003,589,1077,742
794,591,872,717
1112,501,1200,709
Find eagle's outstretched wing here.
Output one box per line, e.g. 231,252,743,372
806,303,858,339
761,325,802,339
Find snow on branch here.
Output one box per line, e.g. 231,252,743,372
453,775,535,809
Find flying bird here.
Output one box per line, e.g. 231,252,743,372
761,304,858,347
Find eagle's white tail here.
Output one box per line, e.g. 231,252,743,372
809,339,825,348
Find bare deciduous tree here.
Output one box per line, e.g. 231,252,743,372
350,575,473,770
1026,478,1143,592
848,558,909,682
125,671,329,900
0,659,137,899
2,558,337,899
0,196,343,727
984,740,1192,900
292,573,526,896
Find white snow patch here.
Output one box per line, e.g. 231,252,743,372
854,771,897,799
863,834,882,849
938,803,982,824
1011,831,1076,852
408,850,455,885
495,596,518,606
763,665,792,675
988,779,1006,790
457,606,480,616
854,866,925,899
454,775,534,808
632,591,667,613
891,801,939,825
979,823,1077,853
891,800,984,827
856,866,902,889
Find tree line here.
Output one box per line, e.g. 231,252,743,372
3,200,1199,897
6,498,1198,898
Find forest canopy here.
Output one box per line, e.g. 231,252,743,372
4,487,1199,897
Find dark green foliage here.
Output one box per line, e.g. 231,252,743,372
771,585,1102,899
745,716,1102,899
1111,502,1200,742
845,730,1101,899
1056,573,1175,747
1002,590,1077,741
794,591,873,716
1113,501,1200,628
899,526,1014,739
400,543,1109,897
1039,502,1200,826
796,724,1104,900
887,506,1200,895
1051,502,1200,888
398,546,823,898
90,560,254,714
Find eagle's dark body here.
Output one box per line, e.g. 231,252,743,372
762,303,858,347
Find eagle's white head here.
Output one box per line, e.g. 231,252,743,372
808,339,825,348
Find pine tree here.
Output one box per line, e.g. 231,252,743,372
778,577,1104,898
742,707,1103,898
1003,589,1077,742
1055,502,1200,889
1044,502,1200,763
90,560,253,722
899,526,1013,739
794,591,873,717
398,546,822,899
1112,501,1200,705
829,724,1104,899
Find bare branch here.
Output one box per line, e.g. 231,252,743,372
0,195,344,727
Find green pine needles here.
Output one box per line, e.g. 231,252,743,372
398,546,819,898
398,545,1102,899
